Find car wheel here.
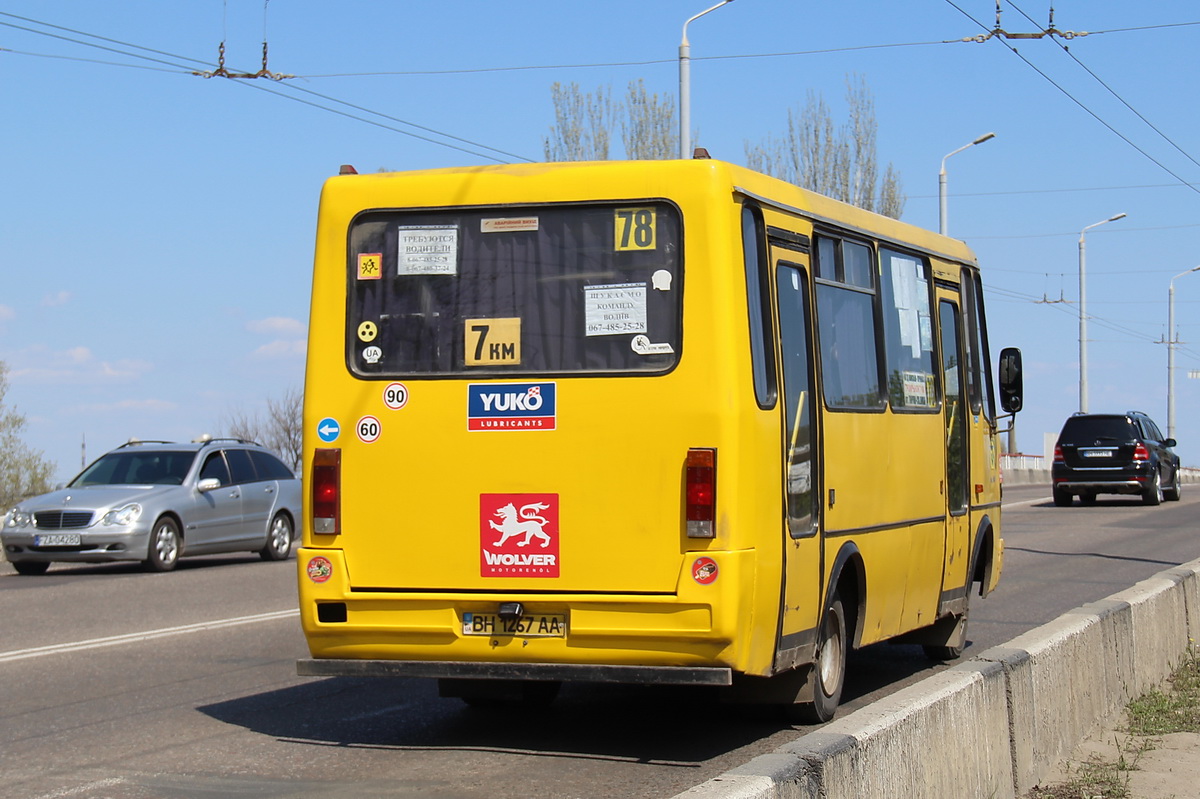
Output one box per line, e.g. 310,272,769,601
13,561,50,576
1053,487,1073,507
1164,469,1182,502
145,517,182,572
1142,470,1164,506
790,592,847,724
259,513,294,561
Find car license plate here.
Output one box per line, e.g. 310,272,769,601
461,612,566,638
35,533,82,546
1080,449,1110,458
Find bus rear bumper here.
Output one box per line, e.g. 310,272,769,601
296,657,733,686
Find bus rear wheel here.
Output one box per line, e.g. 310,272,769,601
790,593,847,724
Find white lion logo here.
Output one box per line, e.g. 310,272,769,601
490,502,552,548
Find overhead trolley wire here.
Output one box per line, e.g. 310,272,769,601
1007,1,1200,173
0,11,532,164
942,0,1200,198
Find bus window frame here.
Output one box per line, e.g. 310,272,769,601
342,199,686,381
812,229,886,414
877,244,940,416
742,203,777,409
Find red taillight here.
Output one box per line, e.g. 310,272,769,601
1053,445,1064,463
686,448,716,538
1133,443,1150,463
312,448,341,534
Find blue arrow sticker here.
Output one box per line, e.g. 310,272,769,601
317,417,341,443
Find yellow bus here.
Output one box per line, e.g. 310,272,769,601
296,157,1023,721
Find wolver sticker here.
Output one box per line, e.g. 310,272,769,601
480,493,559,577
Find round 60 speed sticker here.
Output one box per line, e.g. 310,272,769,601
356,415,381,443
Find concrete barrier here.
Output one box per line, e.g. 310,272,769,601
675,558,1200,799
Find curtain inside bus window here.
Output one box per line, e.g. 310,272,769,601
879,248,936,411
346,203,682,376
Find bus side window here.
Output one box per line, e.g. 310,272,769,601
776,264,817,537
814,235,884,410
742,205,776,408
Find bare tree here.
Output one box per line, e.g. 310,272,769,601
543,82,615,161
545,80,677,161
746,74,906,219
622,79,679,160
0,362,55,508
220,386,302,471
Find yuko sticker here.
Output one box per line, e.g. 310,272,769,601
692,557,718,585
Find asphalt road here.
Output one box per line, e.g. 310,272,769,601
3,483,1198,799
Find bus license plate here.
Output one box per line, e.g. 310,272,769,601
35,533,81,546
462,612,566,638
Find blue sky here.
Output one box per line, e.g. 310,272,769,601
2,1,1199,479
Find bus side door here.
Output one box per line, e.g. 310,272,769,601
936,296,971,593
773,257,822,667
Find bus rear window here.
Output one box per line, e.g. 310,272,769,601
346,203,682,376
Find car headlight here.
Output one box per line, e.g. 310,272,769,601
101,503,142,526
4,508,32,528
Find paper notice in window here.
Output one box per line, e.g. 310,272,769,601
584,283,648,336
397,225,459,275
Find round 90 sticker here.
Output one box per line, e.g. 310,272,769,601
383,382,409,410
356,415,381,443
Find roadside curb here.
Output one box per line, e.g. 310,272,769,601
674,558,1200,799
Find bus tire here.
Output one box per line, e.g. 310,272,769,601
791,593,847,724
922,601,969,662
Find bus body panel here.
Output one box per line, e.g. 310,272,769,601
298,159,1005,699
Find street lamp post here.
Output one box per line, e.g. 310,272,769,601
938,132,995,236
1078,213,1127,412
1167,266,1200,439
679,0,734,159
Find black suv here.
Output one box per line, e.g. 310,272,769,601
1052,411,1181,506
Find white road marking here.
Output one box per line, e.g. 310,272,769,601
0,609,299,664
1002,496,1050,508
30,778,127,798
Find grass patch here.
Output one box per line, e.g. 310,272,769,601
1127,650,1200,736
1025,646,1200,799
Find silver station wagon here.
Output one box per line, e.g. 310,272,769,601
2,437,300,575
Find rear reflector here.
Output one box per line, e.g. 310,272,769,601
686,448,716,538
312,448,341,534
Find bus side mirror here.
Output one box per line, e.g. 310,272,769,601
998,347,1023,414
